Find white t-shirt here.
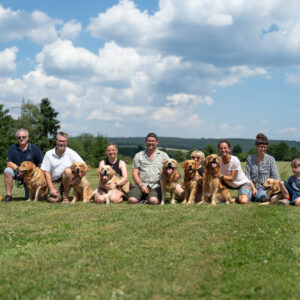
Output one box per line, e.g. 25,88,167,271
220,155,249,188
41,147,84,181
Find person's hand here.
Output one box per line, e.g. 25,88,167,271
50,188,58,197
106,182,115,190
173,172,181,182
294,198,300,206
213,173,222,179
140,185,149,194
252,187,257,197
194,174,202,183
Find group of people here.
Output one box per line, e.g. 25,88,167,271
2,129,300,206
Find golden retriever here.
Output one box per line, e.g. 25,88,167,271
19,161,48,201
160,158,180,205
70,162,94,203
260,178,287,205
181,159,202,204
199,154,234,205
97,165,130,204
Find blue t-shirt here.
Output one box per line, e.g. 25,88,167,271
7,143,43,166
288,175,300,193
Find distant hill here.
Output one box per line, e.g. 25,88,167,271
108,136,300,153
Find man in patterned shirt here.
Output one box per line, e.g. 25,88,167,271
128,133,169,204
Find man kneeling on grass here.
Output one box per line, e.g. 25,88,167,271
41,131,87,203
127,132,169,205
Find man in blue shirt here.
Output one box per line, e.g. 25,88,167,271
3,128,43,202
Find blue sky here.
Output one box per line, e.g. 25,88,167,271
0,0,300,141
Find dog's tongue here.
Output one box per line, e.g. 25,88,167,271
211,163,217,168
103,175,108,180
79,172,83,177
167,168,173,174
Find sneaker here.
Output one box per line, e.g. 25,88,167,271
3,195,13,202
278,199,290,206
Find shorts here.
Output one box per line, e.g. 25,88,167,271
47,178,64,202
222,180,252,199
238,182,252,199
128,184,161,202
4,167,29,199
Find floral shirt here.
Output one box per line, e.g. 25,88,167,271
132,149,169,188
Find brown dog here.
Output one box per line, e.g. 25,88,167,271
97,165,130,204
160,158,180,205
70,162,94,203
19,161,48,201
199,154,234,205
181,159,202,204
260,178,286,205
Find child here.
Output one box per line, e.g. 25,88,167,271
280,158,300,206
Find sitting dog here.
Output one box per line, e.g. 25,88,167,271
260,178,287,205
70,162,94,203
97,165,130,204
199,154,234,205
160,158,180,205
181,159,202,204
19,161,48,201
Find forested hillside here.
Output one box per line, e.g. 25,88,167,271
108,136,300,153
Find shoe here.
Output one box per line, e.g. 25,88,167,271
3,195,13,202
278,199,290,206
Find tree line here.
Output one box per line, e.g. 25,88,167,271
117,142,300,163
0,100,107,172
164,142,300,162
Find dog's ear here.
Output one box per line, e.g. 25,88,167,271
70,163,75,173
82,163,88,174
273,181,281,194
181,161,186,168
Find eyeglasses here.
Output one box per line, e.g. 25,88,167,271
17,136,28,140
191,156,201,159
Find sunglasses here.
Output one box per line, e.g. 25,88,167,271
191,156,201,159
17,136,28,140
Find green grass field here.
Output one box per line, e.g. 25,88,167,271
0,162,299,299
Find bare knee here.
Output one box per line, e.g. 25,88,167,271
128,197,139,204
239,195,249,205
109,193,123,203
94,193,106,204
148,197,159,205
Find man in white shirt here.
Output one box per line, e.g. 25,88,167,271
41,131,87,203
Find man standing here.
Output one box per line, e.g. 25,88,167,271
41,131,87,203
3,128,43,202
128,133,169,204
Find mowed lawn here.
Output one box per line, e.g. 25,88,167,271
0,161,299,299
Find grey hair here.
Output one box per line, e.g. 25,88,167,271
16,128,29,137
56,131,68,140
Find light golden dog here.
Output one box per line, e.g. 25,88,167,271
97,165,130,204
181,159,202,204
160,158,180,205
70,162,94,203
199,154,234,205
260,178,286,205
19,161,48,201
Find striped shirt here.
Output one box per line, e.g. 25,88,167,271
245,153,280,189
132,149,169,188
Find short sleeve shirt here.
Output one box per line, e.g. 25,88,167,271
7,143,43,166
132,149,169,188
220,155,249,188
41,147,84,181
